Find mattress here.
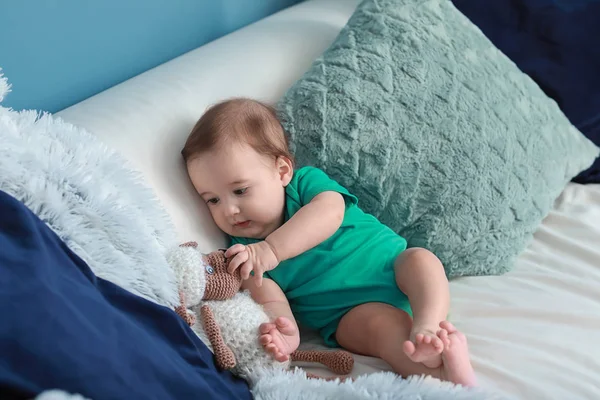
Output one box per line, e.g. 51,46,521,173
56,0,600,398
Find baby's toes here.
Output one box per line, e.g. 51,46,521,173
432,335,444,351
437,328,450,348
403,340,417,357
422,335,432,345
439,320,457,334
415,333,425,344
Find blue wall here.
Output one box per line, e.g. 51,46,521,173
0,0,302,113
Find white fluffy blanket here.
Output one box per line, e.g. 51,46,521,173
0,70,506,400
0,70,179,309
251,369,508,400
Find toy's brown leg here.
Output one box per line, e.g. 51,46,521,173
291,350,354,375
200,305,236,370
174,291,196,326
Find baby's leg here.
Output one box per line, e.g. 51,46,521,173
394,248,449,368
242,278,300,362
337,303,442,378
336,303,476,386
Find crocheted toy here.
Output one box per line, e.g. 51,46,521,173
167,241,354,382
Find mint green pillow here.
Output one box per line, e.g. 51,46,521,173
277,0,599,278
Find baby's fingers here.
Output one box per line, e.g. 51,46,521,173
240,261,254,280
253,269,263,287
225,244,246,259
228,250,249,275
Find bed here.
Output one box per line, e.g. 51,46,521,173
28,0,600,398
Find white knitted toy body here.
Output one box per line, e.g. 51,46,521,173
167,243,206,307
193,291,290,380
167,244,289,381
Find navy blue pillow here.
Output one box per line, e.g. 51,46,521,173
452,0,600,184
0,189,251,400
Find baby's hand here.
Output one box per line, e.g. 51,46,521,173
226,242,279,287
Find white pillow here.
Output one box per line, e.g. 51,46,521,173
55,0,361,252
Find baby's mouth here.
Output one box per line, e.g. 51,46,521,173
234,220,251,228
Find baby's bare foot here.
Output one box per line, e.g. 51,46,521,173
403,325,444,368
438,321,477,387
259,317,299,362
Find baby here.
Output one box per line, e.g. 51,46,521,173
181,98,476,386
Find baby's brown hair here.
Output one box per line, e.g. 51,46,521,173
181,98,294,166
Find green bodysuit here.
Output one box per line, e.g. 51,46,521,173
230,166,410,347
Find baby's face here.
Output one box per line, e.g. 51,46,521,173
187,143,289,239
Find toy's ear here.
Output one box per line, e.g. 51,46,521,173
166,244,207,307
180,241,198,248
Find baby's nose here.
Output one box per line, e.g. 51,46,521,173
225,202,240,216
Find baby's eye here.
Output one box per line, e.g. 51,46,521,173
206,197,219,205
233,187,248,196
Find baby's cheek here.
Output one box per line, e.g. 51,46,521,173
265,199,283,220
260,199,277,218
211,211,227,230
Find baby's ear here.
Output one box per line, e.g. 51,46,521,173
276,156,294,186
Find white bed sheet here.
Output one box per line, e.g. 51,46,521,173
56,0,600,398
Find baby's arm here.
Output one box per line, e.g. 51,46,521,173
266,191,345,262
227,191,345,285
243,277,300,361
